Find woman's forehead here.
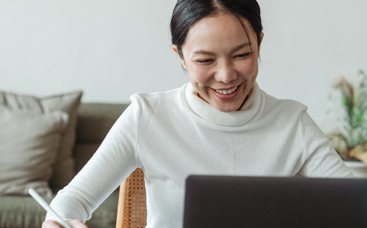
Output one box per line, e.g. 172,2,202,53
183,12,257,52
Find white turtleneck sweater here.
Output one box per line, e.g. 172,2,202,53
47,83,353,228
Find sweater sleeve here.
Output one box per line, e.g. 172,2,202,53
46,101,141,222
297,110,354,177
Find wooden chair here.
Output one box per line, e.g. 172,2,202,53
115,168,147,228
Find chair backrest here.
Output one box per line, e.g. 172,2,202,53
115,168,147,228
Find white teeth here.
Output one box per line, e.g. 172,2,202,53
215,86,238,95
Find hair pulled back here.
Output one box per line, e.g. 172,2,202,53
170,0,263,56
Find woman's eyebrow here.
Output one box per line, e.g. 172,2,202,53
231,42,251,52
193,49,215,56
193,42,251,56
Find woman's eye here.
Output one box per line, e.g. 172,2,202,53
234,52,252,58
196,59,214,64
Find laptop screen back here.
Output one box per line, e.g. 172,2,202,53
183,175,367,228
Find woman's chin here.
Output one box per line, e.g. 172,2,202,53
212,102,242,112
211,94,247,112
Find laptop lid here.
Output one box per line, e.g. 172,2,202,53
183,175,367,228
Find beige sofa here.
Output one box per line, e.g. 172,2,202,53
0,102,129,228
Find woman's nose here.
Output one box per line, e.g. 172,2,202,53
214,61,237,83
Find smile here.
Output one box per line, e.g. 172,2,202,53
215,86,238,95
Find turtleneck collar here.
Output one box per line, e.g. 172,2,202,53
184,82,263,127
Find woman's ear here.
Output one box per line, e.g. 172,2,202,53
172,45,187,70
259,32,264,49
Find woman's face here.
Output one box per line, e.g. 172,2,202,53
174,12,263,112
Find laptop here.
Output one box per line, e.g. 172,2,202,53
183,175,367,228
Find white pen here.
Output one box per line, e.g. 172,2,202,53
28,188,72,228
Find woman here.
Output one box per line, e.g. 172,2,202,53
43,0,353,227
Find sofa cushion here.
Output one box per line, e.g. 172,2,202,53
0,90,82,190
0,191,118,228
0,194,51,228
0,108,67,196
76,103,127,143
0,102,125,228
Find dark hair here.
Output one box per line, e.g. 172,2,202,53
170,0,263,56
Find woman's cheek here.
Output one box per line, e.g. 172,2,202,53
191,68,212,84
239,60,258,78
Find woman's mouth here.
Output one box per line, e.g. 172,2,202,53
214,86,239,95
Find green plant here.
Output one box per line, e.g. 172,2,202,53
328,70,367,162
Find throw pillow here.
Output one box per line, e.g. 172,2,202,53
0,90,83,190
0,108,68,196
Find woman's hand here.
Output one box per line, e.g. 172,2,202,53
42,219,88,228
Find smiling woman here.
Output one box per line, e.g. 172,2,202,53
173,12,262,112
171,0,263,112
42,1,355,228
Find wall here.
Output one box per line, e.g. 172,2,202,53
0,0,366,132
257,0,367,132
